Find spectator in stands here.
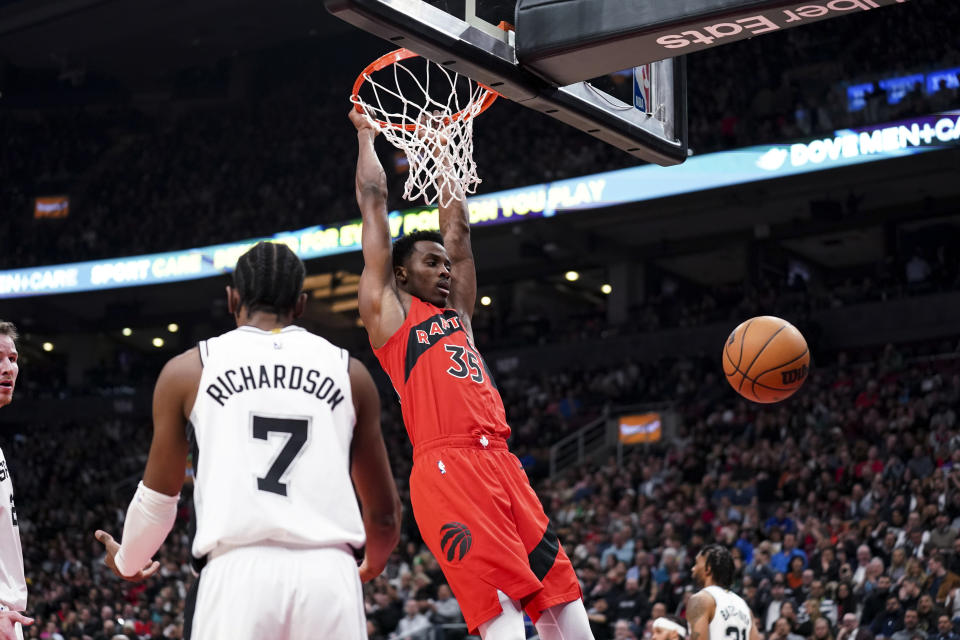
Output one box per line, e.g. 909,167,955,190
603,528,637,568
930,516,958,554
838,612,875,640
908,446,935,481
915,596,940,634
928,616,957,640
427,584,463,628
813,547,840,583
750,545,778,585
872,596,905,640
891,549,910,583
796,600,825,637
864,576,896,626
614,618,638,639
811,617,834,640
927,555,960,607
587,598,613,640
835,583,858,620
767,506,798,536
767,576,791,631
900,578,925,612
394,599,430,639
787,602,807,630
774,534,808,573
772,617,807,640
853,546,875,591
809,580,837,626
787,557,807,591
946,586,960,622
610,578,649,630
892,610,923,640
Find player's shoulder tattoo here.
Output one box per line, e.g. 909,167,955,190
687,592,710,620
687,591,713,640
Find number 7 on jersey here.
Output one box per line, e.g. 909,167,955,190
251,414,310,496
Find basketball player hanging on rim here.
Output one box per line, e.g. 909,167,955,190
92,242,402,640
0,322,33,640
688,545,759,640
350,108,593,640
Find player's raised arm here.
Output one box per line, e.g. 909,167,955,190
348,358,401,582
686,591,715,640
350,109,407,349
436,155,477,332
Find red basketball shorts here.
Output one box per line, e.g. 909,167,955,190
409,434,582,633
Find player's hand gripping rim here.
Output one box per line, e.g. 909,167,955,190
94,530,161,582
349,107,381,137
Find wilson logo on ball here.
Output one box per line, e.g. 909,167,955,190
780,364,809,385
439,522,472,562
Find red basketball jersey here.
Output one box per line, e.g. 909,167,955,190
372,296,511,446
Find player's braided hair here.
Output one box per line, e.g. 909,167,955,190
0,321,18,344
232,242,305,315
392,230,444,270
699,543,735,588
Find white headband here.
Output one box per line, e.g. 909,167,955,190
654,618,688,638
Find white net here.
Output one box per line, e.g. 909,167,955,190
351,51,497,208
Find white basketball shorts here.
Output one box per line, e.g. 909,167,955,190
185,544,366,640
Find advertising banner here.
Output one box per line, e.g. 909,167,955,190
2,110,957,299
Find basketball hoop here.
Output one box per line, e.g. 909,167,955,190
351,48,499,207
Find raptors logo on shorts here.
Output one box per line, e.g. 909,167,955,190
440,522,472,562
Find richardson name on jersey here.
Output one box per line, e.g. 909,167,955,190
205,364,346,409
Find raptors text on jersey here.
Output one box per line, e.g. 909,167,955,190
373,297,511,446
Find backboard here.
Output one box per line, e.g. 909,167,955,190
327,0,911,168
325,0,689,166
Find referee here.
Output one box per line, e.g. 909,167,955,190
0,321,34,640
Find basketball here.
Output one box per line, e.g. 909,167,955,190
722,316,810,403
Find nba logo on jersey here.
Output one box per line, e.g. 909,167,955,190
634,64,652,114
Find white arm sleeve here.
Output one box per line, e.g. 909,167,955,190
113,481,179,577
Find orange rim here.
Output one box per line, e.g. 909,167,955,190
351,48,499,132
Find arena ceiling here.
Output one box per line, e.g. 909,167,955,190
0,0,349,79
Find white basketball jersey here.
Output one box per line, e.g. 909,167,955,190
702,585,752,640
0,448,26,611
189,326,364,559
